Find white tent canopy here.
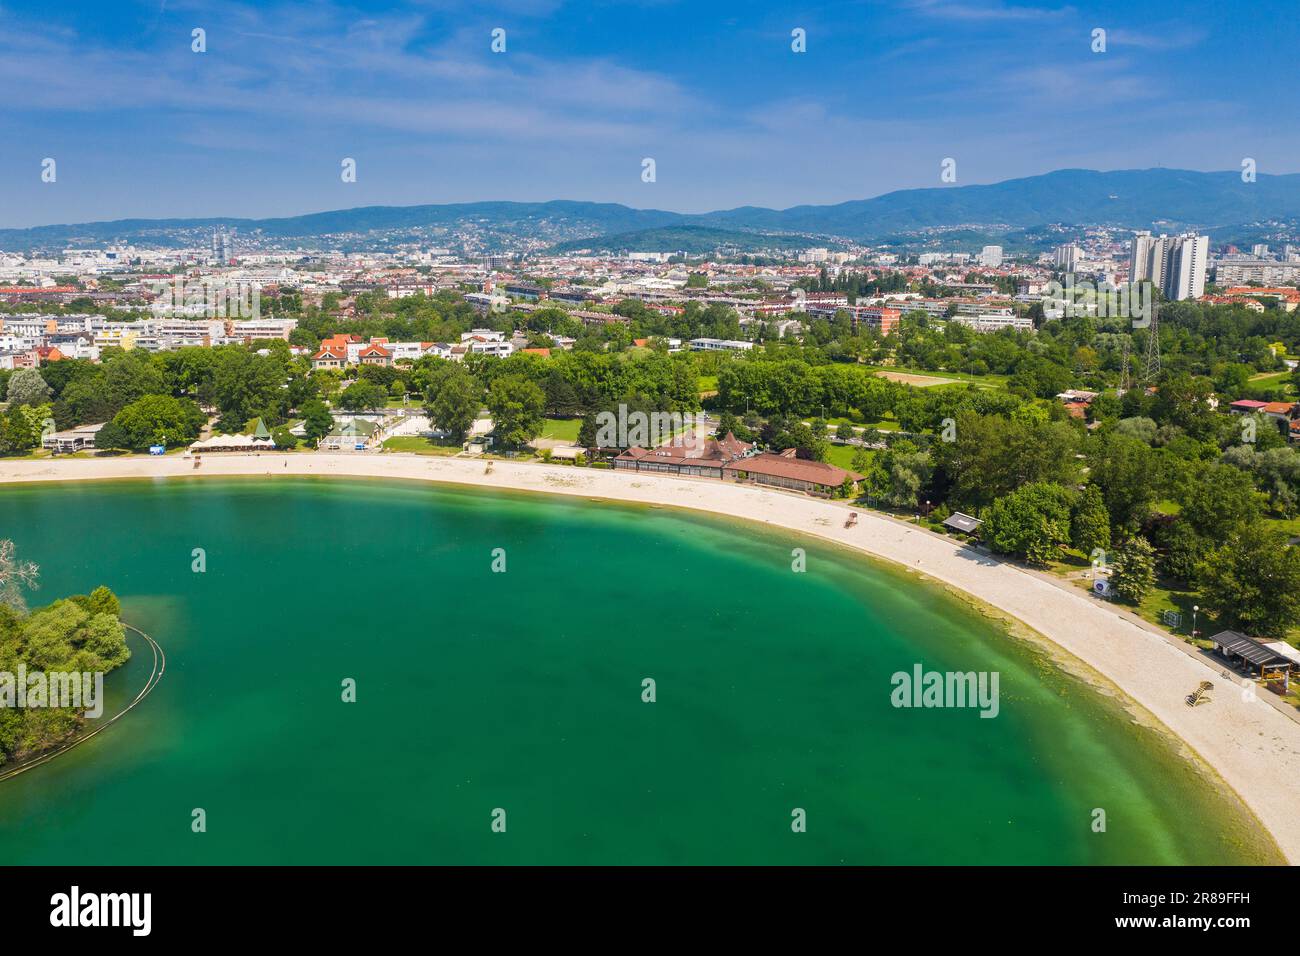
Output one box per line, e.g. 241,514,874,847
189,434,276,452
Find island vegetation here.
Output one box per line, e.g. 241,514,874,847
0,540,130,767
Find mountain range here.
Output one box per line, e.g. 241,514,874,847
5,168,1299,254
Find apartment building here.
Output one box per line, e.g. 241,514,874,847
1214,259,1300,285
950,313,1035,333
1130,232,1208,300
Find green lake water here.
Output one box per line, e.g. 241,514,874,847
0,478,1278,864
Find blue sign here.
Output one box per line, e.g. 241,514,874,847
149,445,166,456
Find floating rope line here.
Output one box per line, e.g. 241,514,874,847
0,623,165,783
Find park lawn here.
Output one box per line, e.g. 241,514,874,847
818,415,901,433
1064,572,1216,645
539,417,582,442
1265,513,1300,538
381,436,461,456
862,363,1009,389
1249,370,1292,388
1045,548,1093,578
825,444,872,471
1134,578,1219,644
865,418,901,432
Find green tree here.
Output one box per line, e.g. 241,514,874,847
1087,431,1161,532
487,375,545,448
1197,525,1300,637
1151,370,1217,439
0,593,130,765
0,404,52,453
83,585,122,619
934,409,1080,510
336,380,387,411
111,395,205,449
770,421,829,461
1151,520,1205,584
92,419,130,453
864,440,932,509
1070,484,1111,557
425,368,480,441
1178,463,1262,540
1109,536,1156,604
4,368,52,407
982,482,1075,566
300,399,335,444
212,348,286,427
102,350,167,413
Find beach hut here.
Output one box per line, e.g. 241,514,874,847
942,512,983,536
1211,630,1296,684
41,422,105,454
316,416,381,451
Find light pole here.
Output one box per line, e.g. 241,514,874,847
1192,605,1199,639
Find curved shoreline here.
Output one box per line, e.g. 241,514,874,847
0,623,165,783
1,452,1297,863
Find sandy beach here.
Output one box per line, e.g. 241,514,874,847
3,451,1298,863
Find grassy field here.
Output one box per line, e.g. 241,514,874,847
381,436,461,455
1266,513,1300,537
814,414,902,433
1249,370,1293,391
539,417,582,442
826,444,872,471
862,364,1009,389
863,418,902,432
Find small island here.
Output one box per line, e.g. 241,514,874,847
0,540,130,768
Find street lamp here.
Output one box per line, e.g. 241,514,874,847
1192,605,1199,639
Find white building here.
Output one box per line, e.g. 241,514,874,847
1214,258,1300,285
688,337,754,352
1053,244,1081,271
460,329,505,343
1130,232,1208,301
950,313,1034,333
978,246,1004,268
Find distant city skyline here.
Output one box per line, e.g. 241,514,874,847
3,0,1298,228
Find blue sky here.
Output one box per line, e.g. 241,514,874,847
1,0,1295,226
